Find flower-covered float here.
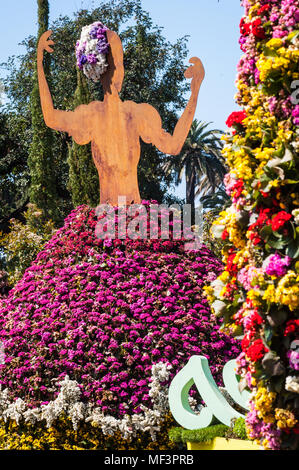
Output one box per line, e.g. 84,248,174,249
206,0,299,451
0,203,241,450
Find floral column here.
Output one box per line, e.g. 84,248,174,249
206,0,299,450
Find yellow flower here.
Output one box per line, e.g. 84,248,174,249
276,272,299,311
247,289,262,307
263,284,276,303
248,3,261,19
269,179,281,189
257,54,290,82
254,387,276,423
276,126,293,143
219,270,230,283
232,249,250,269
275,409,297,429
253,147,275,163
266,38,283,49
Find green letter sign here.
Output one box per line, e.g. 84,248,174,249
168,356,250,429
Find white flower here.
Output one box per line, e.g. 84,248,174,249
292,209,299,226
211,299,226,316
3,398,26,425
24,407,41,425
210,278,225,298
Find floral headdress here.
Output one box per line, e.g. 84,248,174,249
76,22,110,82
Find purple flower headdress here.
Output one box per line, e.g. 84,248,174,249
76,22,110,82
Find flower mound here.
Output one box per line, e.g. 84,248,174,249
76,22,109,82
0,204,240,443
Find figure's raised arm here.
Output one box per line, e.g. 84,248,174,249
138,57,205,155
37,30,92,145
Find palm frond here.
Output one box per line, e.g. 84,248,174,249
162,119,226,209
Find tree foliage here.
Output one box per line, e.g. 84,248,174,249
0,112,30,232
28,0,58,222
0,204,56,286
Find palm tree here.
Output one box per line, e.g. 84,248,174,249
200,185,230,215
163,119,227,215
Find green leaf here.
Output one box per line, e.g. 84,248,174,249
286,240,299,259
287,30,299,43
264,327,273,344
283,179,299,185
267,237,288,249
273,376,285,394
260,225,273,239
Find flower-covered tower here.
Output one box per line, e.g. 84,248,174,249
206,0,299,450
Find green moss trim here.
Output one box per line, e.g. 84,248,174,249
169,424,229,444
169,418,248,444
232,417,248,440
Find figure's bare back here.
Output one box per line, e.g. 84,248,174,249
88,99,142,204
90,99,141,174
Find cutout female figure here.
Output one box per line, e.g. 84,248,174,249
37,30,205,205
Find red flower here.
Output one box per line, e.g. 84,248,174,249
251,18,266,39
241,331,256,350
248,232,262,245
226,111,247,128
240,18,251,36
283,425,299,435
256,208,272,226
248,207,274,245
232,179,244,199
247,309,264,331
284,319,299,337
248,207,272,232
271,211,292,231
221,228,229,241
223,281,238,300
245,339,269,362
257,4,270,16
227,251,238,276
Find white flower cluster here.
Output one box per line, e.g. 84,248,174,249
0,363,172,441
149,362,172,413
76,23,109,83
209,278,226,317
292,208,299,225
285,376,299,394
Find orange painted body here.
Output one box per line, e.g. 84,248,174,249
37,30,205,205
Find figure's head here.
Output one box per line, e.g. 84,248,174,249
100,30,124,95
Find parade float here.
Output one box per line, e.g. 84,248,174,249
0,0,298,452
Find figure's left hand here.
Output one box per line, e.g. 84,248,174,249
184,57,205,94
38,30,55,55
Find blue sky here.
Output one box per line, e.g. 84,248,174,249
0,0,244,199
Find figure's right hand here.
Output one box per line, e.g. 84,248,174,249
184,57,205,95
38,30,55,54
